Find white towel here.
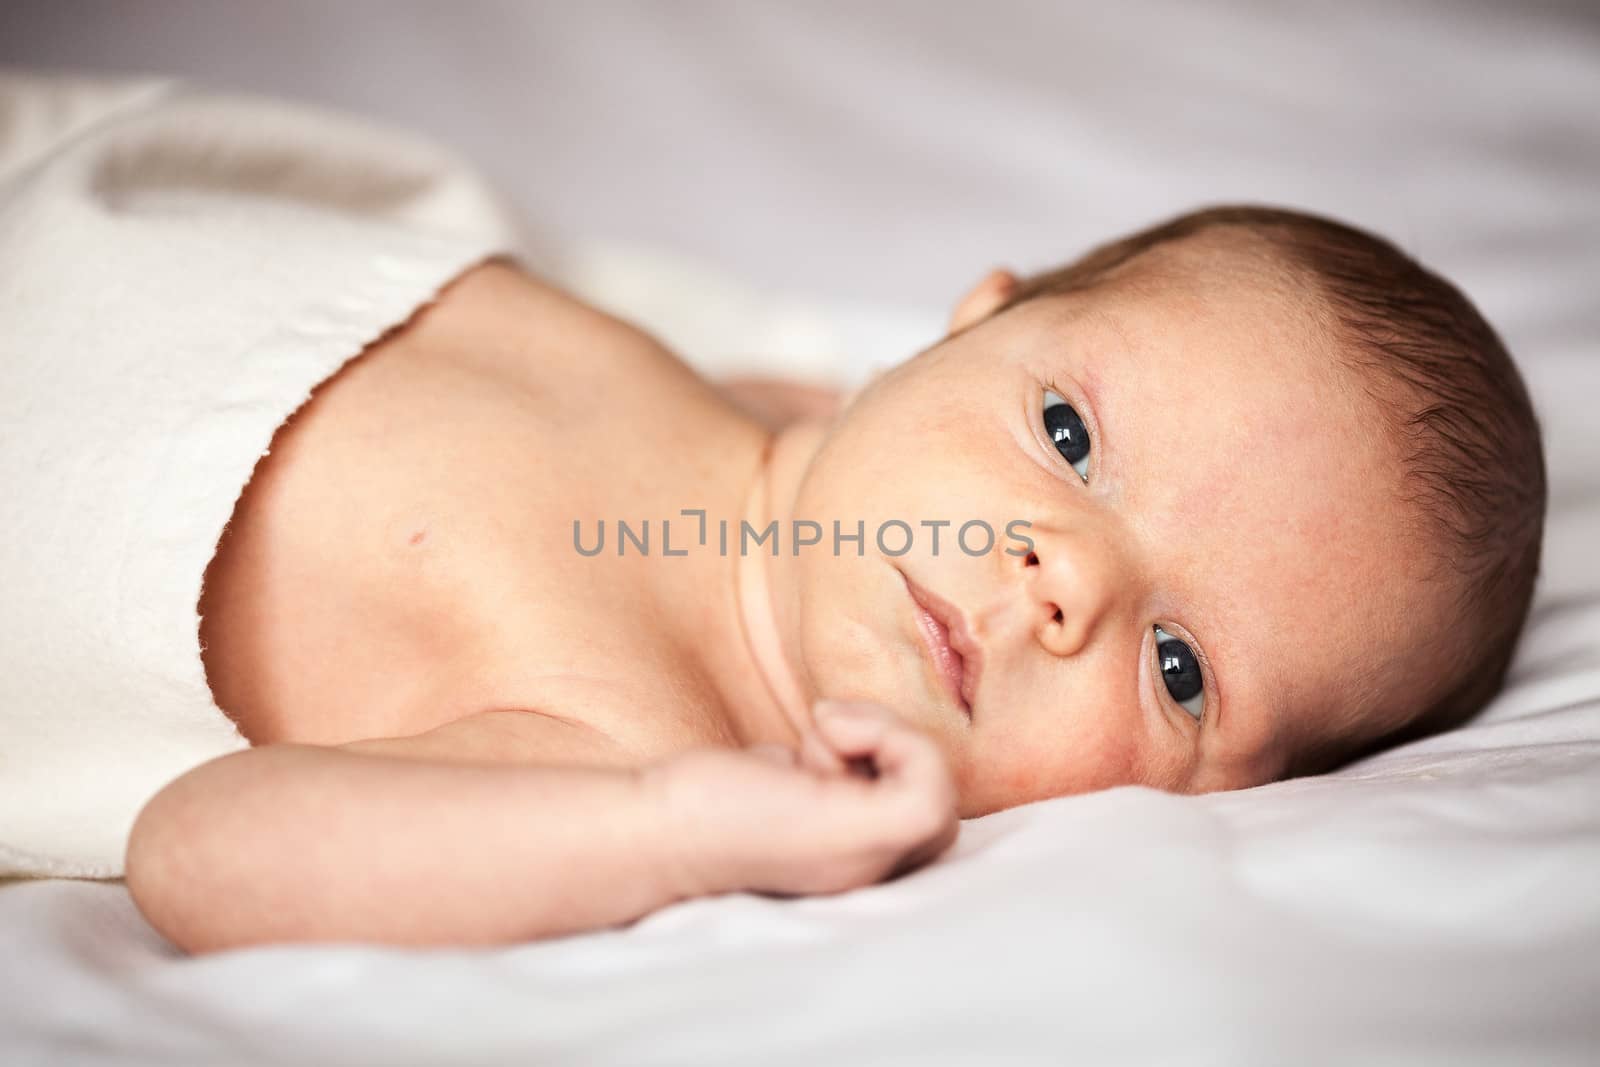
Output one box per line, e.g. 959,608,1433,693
0,70,517,878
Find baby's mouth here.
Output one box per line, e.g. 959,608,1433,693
898,569,977,721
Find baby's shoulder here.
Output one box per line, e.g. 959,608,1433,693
433,262,702,386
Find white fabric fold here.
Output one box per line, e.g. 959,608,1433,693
0,71,517,876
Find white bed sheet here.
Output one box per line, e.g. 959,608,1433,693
2,2,1597,1064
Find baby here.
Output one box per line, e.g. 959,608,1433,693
0,77,1545,954
130,205,1545,953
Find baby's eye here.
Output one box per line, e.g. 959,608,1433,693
1042,390,1091,482
1154,625,1205,721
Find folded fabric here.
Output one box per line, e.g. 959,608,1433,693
0,70,518,877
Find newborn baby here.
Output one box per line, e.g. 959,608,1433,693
135,206,1544,953
0,76,1544,954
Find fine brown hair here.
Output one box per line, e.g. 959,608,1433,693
996,205,1547,778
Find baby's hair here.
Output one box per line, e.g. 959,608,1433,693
994,205,1547,779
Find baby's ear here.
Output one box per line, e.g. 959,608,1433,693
947,268,1020,335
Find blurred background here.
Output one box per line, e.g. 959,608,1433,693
3,0,1597,484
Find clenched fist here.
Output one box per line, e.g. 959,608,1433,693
644,700,960,899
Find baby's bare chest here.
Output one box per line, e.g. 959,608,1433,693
198,296,733,758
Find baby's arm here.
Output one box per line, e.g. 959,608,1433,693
126,702,956,953
125,727,686,953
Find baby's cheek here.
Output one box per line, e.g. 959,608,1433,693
985,755,1036,796
993,746,1066,807
1004,764,1040,798
1048,726,1147,796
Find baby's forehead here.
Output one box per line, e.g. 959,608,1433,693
1116,239,1329,343
1057,270,1364,456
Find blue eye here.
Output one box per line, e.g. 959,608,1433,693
1042,390,1091,482
1154,625,1205,721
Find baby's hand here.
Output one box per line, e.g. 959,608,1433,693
644,701,960,899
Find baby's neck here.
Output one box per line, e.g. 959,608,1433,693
728,418,830,744
438,262,818,751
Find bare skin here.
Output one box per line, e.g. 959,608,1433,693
135,236,1440,950
197,259,804,765
137,258,957,951
773,243,1445,813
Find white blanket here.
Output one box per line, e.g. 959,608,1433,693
1,2,1597,1064
0,72,515,877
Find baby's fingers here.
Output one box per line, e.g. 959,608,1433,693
814,700,959,860
814,701,948,789
812,700,895,777
799,729,848,777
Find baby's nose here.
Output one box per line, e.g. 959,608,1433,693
1017,528,1123,658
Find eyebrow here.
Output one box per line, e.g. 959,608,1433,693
1078,311,1124,428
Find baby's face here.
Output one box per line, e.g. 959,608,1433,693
774,247,1438,816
